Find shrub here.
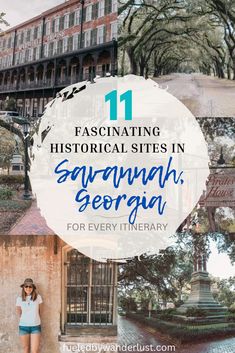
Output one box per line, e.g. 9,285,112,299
185,307,208,317
0,187,13,200
0,175,24,185
126,312,235,343
157,308,177,321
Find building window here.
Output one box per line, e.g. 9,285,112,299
63,37,68,53
59,16,65,31
55,17,60,33
73,33,79,50
45,21,51,36
49,42,54,56
26,29,31,42
33,47,37,61
64,14,69,29
25,49,29,62
84,30,91,47
43,43,48,57
52,19,56,33
34,27,38,40
58,39,63,54
112,0,117,13
98,0,105,18
68,37,73,52
91,28,97,46
97,26,104,44
85,5,92,22
110,22,117,40
15,52,19,65
20,32,24,45
75,10,80,25
7,37,12,48
92,3,98,19
63,249,116,331
29,48,33,61
36,46,40,60
69,12,75,27
105,0,112,14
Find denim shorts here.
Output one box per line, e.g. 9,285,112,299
19,325,41,336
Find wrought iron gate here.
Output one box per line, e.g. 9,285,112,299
65,249,116,326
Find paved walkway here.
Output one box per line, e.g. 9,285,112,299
118,317,235,353
8,200,54,235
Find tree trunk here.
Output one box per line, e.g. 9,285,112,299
232,58,235,80
120,47,126,77
127,47,137,75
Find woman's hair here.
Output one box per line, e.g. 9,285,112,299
21,287,38,301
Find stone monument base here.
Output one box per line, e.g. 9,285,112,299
177,271,227,316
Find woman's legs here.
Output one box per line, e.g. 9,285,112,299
30,333,41,353
20,334,30,353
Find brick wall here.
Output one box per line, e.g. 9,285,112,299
0,234,63,353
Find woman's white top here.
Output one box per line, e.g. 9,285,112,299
16,294,43,326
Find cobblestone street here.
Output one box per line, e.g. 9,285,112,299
118,317,235,353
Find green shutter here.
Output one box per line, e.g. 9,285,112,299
81,32,85,48
52,20,55,33
82,7,86,22
91,28,97,46
77,33,81,49
69,13,75,27
105,0,112,14
92,3,98,20
103,25,106,43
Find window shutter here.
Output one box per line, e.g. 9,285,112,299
103,25,106,43
92,3,98,20
77,33,81,49
81,32,85,48
82,7,86,22
105,0,112,14
69,12,75,27
59,16,64,31
91,28,97,46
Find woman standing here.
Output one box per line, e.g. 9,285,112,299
16,278,43,353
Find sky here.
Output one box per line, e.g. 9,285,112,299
207,242,234,279
0,0,64,29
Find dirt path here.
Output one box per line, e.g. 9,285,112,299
154,73,235,117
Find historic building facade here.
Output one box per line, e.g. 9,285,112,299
0,0,117,117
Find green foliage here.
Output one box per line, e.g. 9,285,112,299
185,307,208,317
0,174,24,185
157,308,177,320
119,296,137,312
0,187,13,200
127,313,235,343
3,97,17,111
0,199,31,211
119,0,235,79
212,277,235,307
118,246,193,307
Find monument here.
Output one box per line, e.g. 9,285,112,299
10,142,24,175
177,234,227,317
